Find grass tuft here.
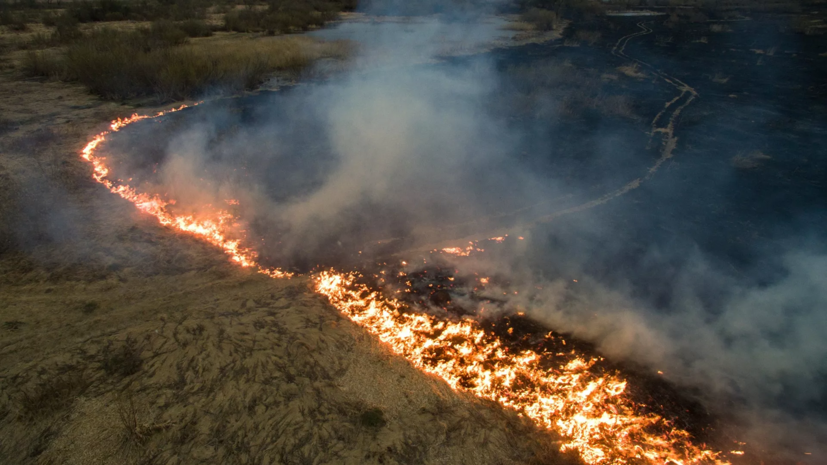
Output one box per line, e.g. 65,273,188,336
20,369,91,419
101,336,142,377
358,407,387,428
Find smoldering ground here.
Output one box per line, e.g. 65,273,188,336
73,7,827,463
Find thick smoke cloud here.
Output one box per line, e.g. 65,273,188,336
127,12,561,269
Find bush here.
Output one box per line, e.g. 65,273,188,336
23,49,65,78
224,1,341,34
223,9,260,33
41,11,58,27
147,20,189,48
1,9,29,31
101,337,142,377
63,0,207,23
52,15,84,44
358,407,387,428
177,19,213,37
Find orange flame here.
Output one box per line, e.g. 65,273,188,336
314,271,728,465
81,105,731,465
80,104,291,278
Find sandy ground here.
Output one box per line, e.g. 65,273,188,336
0,26,577,465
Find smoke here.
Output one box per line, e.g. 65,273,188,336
504,232,827,459
101,3,827,460
110,9,561,269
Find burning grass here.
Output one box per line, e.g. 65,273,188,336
315,271,730,465
23,29,352,101
70,104,740,465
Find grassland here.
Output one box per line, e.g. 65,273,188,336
23,28,352,101
1,0,356,101
1,0,824,462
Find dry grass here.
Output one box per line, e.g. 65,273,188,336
0,273,571,464
20,369,92,419
23,31,352,101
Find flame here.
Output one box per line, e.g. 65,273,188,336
80,104,291,278
441,241,484,256
441,246,470,256
315,271,729,465
80,105,731,465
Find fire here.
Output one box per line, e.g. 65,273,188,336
315,271,728,465
441,241,485,257
80,104,291,278
80,105,731,465
441,246,470,256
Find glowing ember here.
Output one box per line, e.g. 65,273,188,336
441,246,470,256
441,241,484,256
80,105,731,465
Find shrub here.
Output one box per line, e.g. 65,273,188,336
224,1,341,34
223,9,260,33
1,10,29,31
101,337,142,377
358,407,387,428
23,49,66,78
177,18,213,37
20,370,91,418
52,15,84,44
147,20,189,47
41,12,58,27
